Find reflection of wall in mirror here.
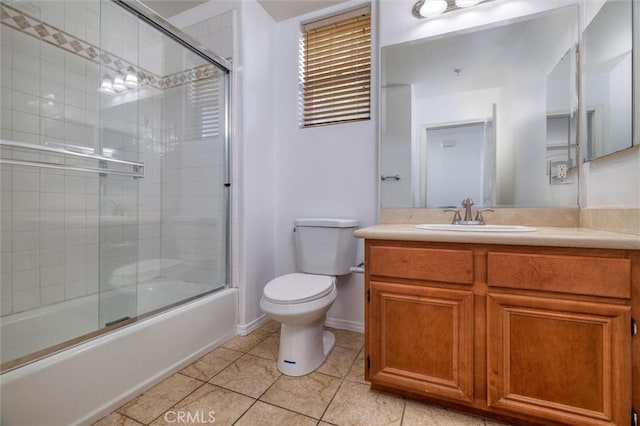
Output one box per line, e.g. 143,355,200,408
584,0,633,159
508,8,578,207
381,85,413,208
585,54,632,157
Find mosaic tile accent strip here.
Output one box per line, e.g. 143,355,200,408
158,64,220,89
0,3,220,90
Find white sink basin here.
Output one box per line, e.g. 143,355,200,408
415,224,537,232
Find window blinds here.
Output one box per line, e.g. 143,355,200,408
299,6,371,128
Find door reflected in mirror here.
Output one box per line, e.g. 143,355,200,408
381,6,580,208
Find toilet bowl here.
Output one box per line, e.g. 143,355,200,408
260,273,337,376
260,218,358,376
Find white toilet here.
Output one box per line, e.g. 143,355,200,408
260,218,359,376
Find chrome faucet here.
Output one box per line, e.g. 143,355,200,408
443,197,494,225
461,197,474,222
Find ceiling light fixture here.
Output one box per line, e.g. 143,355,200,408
413,0,489,19
412,0,448,18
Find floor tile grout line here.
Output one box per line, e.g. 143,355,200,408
232,399,322,426
114,411,146,425
229,393,259,426
315,338,365,424
317,375,346,423
255,373,338,421
399,395,408,426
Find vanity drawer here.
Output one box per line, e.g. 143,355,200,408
487,252,631,298
368,245,473,284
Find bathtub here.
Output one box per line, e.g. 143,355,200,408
0,287,238,425
1,279,218,364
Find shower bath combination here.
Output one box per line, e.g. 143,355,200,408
0,1,235,424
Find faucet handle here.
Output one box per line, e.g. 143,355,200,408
474,209,494,224
443,209,462,224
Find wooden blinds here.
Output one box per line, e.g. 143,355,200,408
300,6,371,127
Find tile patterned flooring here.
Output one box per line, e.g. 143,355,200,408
94,322,508,426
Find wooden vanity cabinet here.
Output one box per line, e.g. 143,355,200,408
364,240,637,426
369,281,475,403
365,242,477,405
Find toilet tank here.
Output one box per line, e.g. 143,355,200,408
295,218,359,275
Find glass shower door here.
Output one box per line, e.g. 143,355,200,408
97,0,230,322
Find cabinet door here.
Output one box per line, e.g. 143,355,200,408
487,293,631,426
369,280,474,403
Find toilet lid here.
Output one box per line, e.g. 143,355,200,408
263,273,335,304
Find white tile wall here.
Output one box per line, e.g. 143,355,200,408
1,3,103,315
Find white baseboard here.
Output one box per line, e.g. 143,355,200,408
326,317,364,333
237,314,269,336
239,315,363,335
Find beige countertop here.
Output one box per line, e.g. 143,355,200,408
354,225,640,250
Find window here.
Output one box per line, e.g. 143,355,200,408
299,6,371,128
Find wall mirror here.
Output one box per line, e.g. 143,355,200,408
381,6,580,208
582,0,633,161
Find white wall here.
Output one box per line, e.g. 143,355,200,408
583,148,640,208
272,0,378,331
235,1,277,329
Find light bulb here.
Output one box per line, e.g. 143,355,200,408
112,74,126,92
419,0,448,18
455,0,482,7
99,75,115,94
125,69,138,88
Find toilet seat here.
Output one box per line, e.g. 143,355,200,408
263,273,335,304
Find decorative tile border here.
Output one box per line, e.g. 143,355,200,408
0,3,220,90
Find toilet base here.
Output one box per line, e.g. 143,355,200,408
277,316,335,376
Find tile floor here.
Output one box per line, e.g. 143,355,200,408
94,321,509,426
